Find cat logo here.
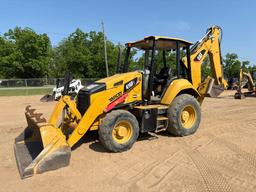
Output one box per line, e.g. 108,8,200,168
194,50,206,62
124,78,138,92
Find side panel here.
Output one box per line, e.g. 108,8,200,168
160,79,200,105
68,73,142,147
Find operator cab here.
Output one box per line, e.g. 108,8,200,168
120,36,192,103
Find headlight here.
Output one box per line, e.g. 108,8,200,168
84,83,106,94
86,84,99,90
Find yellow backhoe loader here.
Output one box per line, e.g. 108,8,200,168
234,69,255,99
14,26,227,179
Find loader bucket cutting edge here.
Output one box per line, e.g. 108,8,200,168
14,106,71,179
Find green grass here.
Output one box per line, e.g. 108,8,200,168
0,87,53,96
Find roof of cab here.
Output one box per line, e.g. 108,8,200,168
126,36,192,50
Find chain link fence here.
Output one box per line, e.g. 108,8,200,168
0,78,98,96
0,78,97,88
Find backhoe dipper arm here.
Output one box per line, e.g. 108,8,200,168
185,26,227,89
245,72,254,92
240,69,255,92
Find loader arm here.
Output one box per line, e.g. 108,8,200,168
67,94,109,147
183,26,227,90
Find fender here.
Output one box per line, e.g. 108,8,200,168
160,79,200,105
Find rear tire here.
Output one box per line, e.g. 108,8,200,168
167,94,201,136
99,110,139,152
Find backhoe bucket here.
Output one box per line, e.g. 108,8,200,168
14,106,71,179
198,77,225,99
234,92,245,99
207,84,225,97
40,94,55,102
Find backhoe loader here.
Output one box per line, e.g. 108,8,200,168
234,69,255,99
14,26,227,179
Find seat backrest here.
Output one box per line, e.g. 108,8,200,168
160,76,178,98
158,67,171,78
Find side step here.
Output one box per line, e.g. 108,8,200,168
134,104,169,133
135,104,168,111
157,105,168,115
156,105,169,132
156,116,168,133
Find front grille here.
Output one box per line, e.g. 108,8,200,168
77,89,90,116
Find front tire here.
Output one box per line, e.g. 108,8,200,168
99,110,139,152
167,94,201,136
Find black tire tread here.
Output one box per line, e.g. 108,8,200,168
99,110,139,152
167,94,201,136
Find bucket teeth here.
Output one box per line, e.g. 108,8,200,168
14,106,70,179
25,105,47,130
25,105,47,124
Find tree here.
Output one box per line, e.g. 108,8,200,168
51,28,92,78
0,36,19,78
241,60,250,69
223,53,241,79
1,26,250,83
0,27,52,78
52,28,123,78
87,31,119,77
201,55,212,79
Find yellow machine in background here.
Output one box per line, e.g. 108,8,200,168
14,26,227,179
234,69,255,99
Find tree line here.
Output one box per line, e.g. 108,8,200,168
0,27,121,79
0,27,255,80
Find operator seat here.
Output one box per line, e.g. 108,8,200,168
154,67,171,85
153,67,171,96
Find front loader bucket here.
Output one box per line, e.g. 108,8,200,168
40,94,55,102
14,106,71,179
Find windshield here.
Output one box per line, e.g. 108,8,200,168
123,45,189,78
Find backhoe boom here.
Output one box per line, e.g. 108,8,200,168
183,26,227,91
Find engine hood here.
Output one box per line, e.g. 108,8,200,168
96,71,142,90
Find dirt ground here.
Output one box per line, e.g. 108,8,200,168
1,90,256,192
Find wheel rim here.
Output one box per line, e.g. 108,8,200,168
180,105,196,129
112,120,133,144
